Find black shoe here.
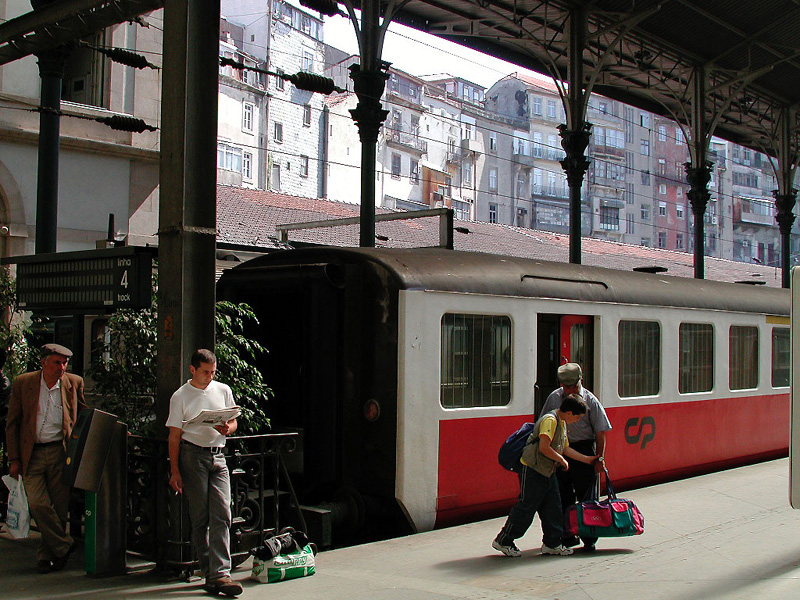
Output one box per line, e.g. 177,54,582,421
36,560,52,574
582,543,596,553
562,535,581,548
50,542,77,572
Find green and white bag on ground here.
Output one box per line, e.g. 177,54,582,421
251,544,316,583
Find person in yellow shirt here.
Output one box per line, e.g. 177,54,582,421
492,394,597,557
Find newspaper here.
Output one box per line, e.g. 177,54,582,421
182,406,241,427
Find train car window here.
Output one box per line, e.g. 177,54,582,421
618,320,660,397
678,323,714,393
771,327,790,388
729,325,759,390
440,313,511,408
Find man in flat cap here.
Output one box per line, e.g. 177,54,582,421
6,344,86,572
540,362,611,552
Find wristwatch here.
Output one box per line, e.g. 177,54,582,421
596,457,605,463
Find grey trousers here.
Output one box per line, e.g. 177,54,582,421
179,444,232,582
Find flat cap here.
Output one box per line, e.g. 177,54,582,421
41,343,73,358
557,362,582,386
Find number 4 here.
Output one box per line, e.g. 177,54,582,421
120,270,129,289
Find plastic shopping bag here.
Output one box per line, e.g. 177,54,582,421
2,474,31,539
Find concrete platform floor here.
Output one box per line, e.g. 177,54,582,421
0,458,797,600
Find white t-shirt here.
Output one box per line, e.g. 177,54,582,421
165,379,236,448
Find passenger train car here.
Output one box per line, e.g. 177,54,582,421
217,247,790,542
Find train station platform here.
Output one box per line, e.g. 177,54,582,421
0,458,797,600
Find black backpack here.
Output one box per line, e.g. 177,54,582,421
498,421,536,472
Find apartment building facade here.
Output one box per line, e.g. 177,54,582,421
0,3,163,255
221,0,326,198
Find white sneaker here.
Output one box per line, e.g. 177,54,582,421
541,544,573,556
492,538,522,557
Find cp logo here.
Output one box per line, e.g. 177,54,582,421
624,417,656,449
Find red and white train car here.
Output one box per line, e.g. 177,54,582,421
218,247,790,542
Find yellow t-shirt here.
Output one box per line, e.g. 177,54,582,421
538,413,569,454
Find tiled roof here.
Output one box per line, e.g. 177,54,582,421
216,185,783,288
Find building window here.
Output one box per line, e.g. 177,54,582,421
303,104,311,126
640,140,650,156
391,153,401,178
532,97,542,115
270,163,280,190
547,99,557,119
659,202,667,216
440,313,511,408
242,102,254,133
676,233,684,249
618,320,661,397
242,151,252,180
410,159,419,185
658,125,667,142
273,122,283,143
599,206,619,230
658,231,666,248
626,213,635,234
659,184,667,195
641,170,650,185
217,143,243,172
675,127,684,144
489,132,498,151
679,323,714,393
300,155,309,177
657,158,666,176
302,50,314,72
772,327,790,387
489,203,498,223
489,168,498,192
730,326,759,390
463,159,472,187
677,204,684,219
641,205,650,220
275,69,285,91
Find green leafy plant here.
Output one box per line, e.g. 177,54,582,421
0,266,41,380
88,272,271,435
214,301,272,433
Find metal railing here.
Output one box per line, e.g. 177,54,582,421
127,432,303,575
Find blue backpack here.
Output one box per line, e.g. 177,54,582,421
498,421,536,472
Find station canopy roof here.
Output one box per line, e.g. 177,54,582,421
387,0,800,156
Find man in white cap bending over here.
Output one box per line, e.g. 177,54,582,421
540,362,612,553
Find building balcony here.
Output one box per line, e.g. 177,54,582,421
512,151,534,167
590,144,625,159
461,138,481,153
386,130,428,154
739,211,774,226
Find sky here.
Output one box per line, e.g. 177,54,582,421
322,12,547,90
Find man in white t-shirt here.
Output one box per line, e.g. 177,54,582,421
166,349,242,597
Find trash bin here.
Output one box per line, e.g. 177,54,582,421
64,408,127,576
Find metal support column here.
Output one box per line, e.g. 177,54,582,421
772,107,798,289
685,67,712,280
344,0,390,247
559,6,591,265
33,46,70,254
156,0,220,568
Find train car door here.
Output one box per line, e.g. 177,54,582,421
535,314,594,416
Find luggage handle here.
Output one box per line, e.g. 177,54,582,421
581,466,617,503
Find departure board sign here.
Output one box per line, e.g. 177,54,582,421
3,246,156,312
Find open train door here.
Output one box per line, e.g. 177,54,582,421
535,314,594,417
